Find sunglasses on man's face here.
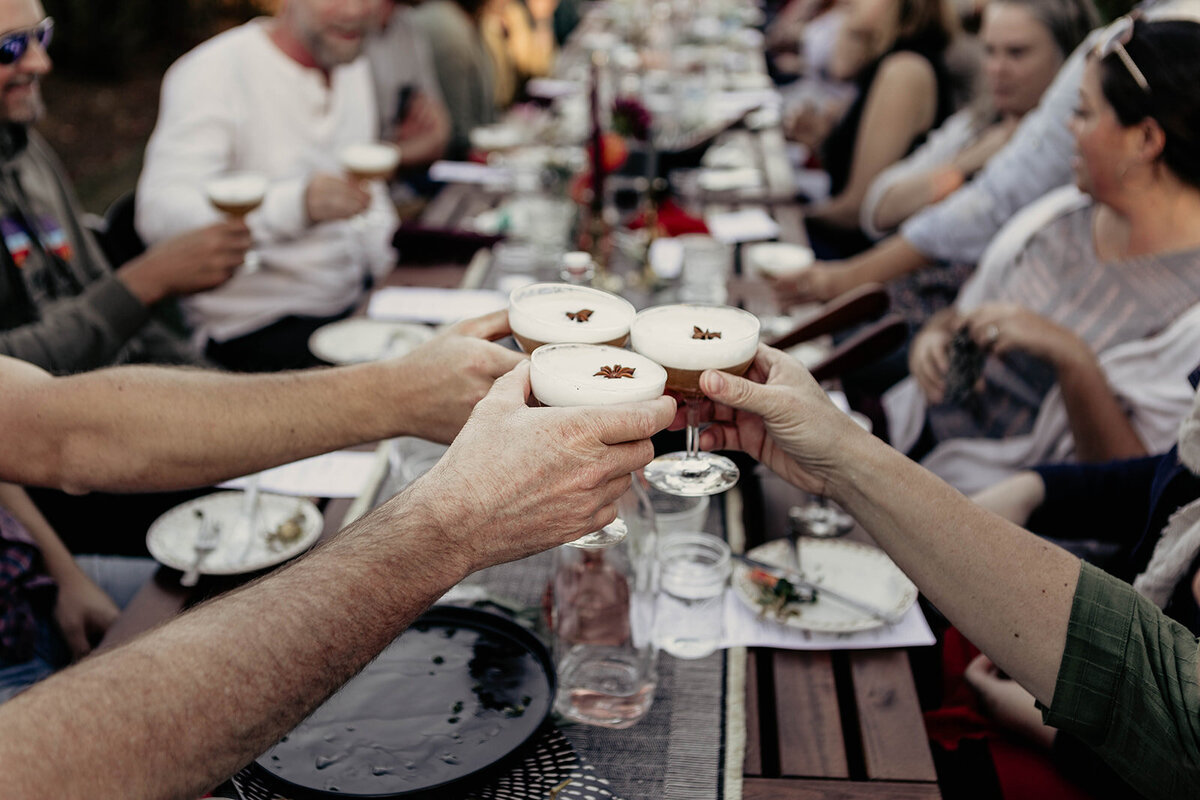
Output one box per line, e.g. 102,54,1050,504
0,17,53,66
1094,14,1150,93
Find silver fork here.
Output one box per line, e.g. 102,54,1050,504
181,514,221,587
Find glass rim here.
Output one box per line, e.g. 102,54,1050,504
656,530,732,570
631,303,762,345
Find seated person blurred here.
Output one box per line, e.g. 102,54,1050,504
0,483,155,704
788,0,959,258
765,0,846,81
0,8,249,375
807,0,1094,399
366,0,452,188
413,0,498,158
482,0,558,108
885,18,1200,494
136,0,397,373
771,0,1199,308
861,0,1097,241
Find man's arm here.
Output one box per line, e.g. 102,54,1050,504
0,365,676,799
0,311,522,494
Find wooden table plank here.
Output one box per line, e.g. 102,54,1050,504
744,648,764,776
850,650,938,783
744,778,941,799
420,183,472,227
774,649,848,779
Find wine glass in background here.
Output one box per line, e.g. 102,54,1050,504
339,142,401,231
785,410,871,568
630,303,760,497
204,172,268,273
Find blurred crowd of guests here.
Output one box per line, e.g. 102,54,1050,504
4,0,1200,796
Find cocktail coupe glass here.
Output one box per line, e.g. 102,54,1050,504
529,344,667,548
507,282,637,354
204,172,268,273
630,303,761,497
338,142,402,231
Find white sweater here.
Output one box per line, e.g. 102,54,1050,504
136,19,398,343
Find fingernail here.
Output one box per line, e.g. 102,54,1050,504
704,371,725,393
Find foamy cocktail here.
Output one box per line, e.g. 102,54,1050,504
509,283,637,353
205,172,268,218
531,344,667,547
631,304,761,497
205,172,268,273
340,142,402,183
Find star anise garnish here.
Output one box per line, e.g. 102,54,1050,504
595,364,636,379
566,309,594,323
692,326,722,340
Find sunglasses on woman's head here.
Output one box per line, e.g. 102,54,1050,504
0,17,52,66
1094,14,1150,93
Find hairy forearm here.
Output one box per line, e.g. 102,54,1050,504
0,493,466,799
828,428,1078,704
1056,351,1146,462
0,359,410,494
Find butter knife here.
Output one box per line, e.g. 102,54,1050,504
733,552,907,625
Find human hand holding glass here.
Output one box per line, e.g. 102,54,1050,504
631,304,761,496
529,343,667,547
204,172,267,273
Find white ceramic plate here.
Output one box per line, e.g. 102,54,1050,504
146,491,323,576
308,319,433,364
732,538,917,633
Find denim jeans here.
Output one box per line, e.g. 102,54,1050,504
0,556,157,703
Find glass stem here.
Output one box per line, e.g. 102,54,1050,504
685,403,701,460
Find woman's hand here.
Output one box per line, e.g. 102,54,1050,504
768,261,855,306
961,303,1089,367
964,654,1057,750
909,322,955,404
53,571,120,660
693,345,867,496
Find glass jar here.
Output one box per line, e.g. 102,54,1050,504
549,473,658,728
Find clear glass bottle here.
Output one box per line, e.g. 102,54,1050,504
550,473,658,728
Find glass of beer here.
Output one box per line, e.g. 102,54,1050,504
508,283,637,353
530,343,667,547
630,303,760,496
204,171,267,273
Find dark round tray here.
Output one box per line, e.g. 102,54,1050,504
250,605,556,799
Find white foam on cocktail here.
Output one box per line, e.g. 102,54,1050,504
340,143,401,173
630,304,760,370
509,284,635,344
531,344,666,407
205,173,268,205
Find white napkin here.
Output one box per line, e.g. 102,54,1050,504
368,287,508,324
705,208,780,243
